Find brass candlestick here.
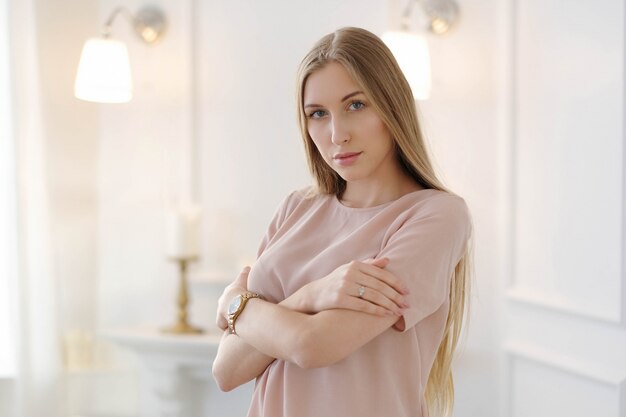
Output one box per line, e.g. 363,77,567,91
162,256,203,334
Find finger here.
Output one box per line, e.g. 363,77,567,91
369,257,389,268
348,262,409,308
343,296,398,317
358,262,410,295
359,274,409,308
216,315,228,330
235,266,251,286
356,283,406,315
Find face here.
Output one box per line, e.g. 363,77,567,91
303,62,397,185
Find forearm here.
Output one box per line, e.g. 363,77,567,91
212,293,312,391
212,330,275,392
213,261,399,386
235,299,310,365
236,298,398,369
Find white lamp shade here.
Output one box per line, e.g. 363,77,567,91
74,37,133,103
381,31,432,100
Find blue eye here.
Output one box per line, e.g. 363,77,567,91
308,110,326,119
349,101,365,111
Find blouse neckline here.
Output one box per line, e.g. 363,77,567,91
331,188,439,212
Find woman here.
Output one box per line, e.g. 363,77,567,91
212,27,473,417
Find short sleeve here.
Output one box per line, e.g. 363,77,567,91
256,188,308,257
378,194,472,331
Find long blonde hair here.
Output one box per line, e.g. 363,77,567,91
295,27,473,417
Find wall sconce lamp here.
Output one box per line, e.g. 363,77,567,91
74,5,167,103
382,0,460,100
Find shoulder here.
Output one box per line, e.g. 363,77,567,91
422,191,470,220
283,185,334,207
274,185,325,218
402,190,472,238
281,185,315,208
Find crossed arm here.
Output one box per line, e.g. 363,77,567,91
212,258,409,391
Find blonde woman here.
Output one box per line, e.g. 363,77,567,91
212,27,472,417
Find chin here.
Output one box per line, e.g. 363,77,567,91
336,170,366,183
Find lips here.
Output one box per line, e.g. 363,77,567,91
333,152,362,160
333,151,362,166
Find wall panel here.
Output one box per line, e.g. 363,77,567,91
506,343,625,417
510,0,624,323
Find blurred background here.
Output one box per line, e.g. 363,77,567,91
1,0,625,416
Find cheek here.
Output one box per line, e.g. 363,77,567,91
307,124,329,151
307,122,324,141
366,119,394,149
307,132,334,167
352,110,390,141
311,139,331,164
361,115,387,136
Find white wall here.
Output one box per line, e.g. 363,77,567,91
35,0,100,336
411,0,502,415
26,1,101,416
97,0,196,331
0,0,17,381
500,0,626,416
196,1,388,271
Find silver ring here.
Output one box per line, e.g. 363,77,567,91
358,285,366,298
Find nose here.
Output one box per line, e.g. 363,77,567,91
330,116,350,145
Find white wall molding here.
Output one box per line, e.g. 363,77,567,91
501,0,626,415
505,287,622,324
506,0,624,325
504,341,625,385
504,341,626,417
621,0,626,327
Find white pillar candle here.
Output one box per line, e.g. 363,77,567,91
166,204,202,259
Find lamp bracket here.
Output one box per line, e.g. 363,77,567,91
401,0,459,35
102,5,167,44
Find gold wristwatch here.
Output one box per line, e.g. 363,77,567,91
227,292,262,335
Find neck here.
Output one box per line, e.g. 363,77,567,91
340,169,424,208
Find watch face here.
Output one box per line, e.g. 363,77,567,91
228,295,243,315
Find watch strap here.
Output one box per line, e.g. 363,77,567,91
227,292,261,335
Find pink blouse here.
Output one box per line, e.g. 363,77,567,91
246,187,471,417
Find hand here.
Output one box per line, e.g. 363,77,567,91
216,266,251,331
288,258,410,316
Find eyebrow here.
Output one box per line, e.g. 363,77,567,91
304,90,364,109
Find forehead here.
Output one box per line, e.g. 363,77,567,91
303,62,362,105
